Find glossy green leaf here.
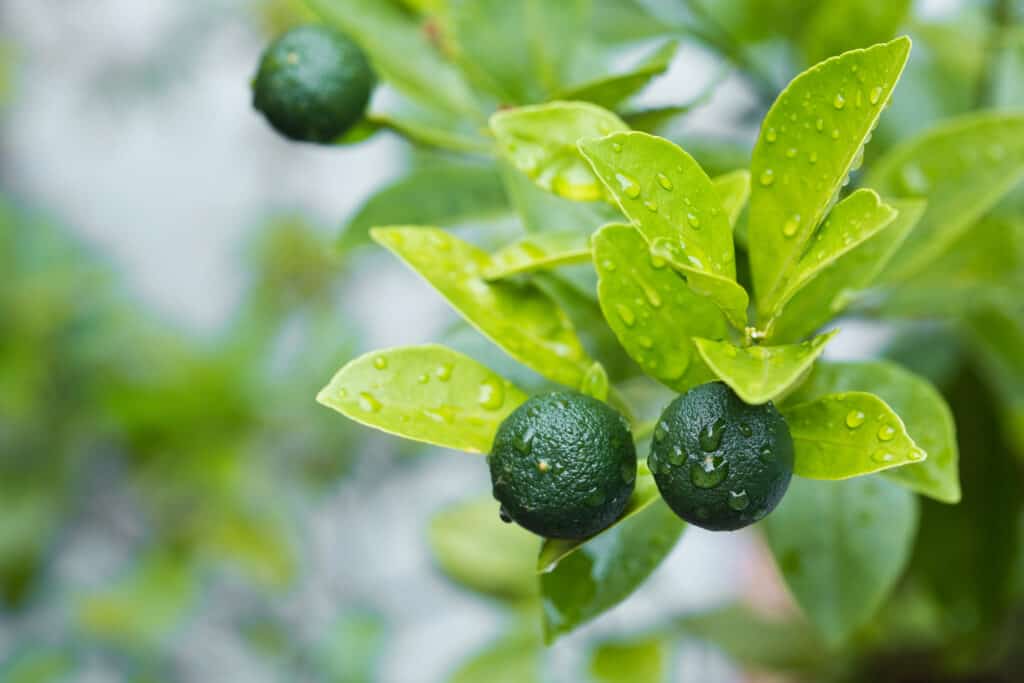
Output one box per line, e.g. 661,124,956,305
580,131,750,327
538,462,660,573
443,0,588,104
557,41,678,109
767,199,923,342
693,330,837,405
317,345,527,454
749,37,911,315
786,360,960,503
491,102,629,201
866,111,1024,281
341,165,508,250
782,391,925,479
540,494,685,643
763,476,919,646
368,110,493,153
307,0,479,117
589,637,667,683
449,630,541,683
580,361,610,402
712,169,751,229
592,223,725,392
372,227,595,388
500,161,619,235
428,496,540,601
801,0,913,66
483,230,591,280
768,189,896,320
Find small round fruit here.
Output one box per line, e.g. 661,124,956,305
489,392,636,539
252,24,375,143
649,381,794,531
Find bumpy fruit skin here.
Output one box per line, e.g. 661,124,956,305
489,392,636,539
650,381,793,531
253,25,374,143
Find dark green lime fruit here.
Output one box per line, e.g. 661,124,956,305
649,381,794,531
253,25,374,143
488,392,636,539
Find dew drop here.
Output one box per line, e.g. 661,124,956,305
765,127,778,143
869,86,882,105
477,379,505,410
667,445,686,466
759,169,775,186
657,172,674,190
358,392,382,413
644,199,659,212
416,373,429,384
615,172,641,199
846,410,865,429
513,427,535,455
637,336,654,350
435,362,453,382
611,142,623,153
641,283,663,308
739,422,753,437
785,147,798,159
871,449,895,464
601,258,617,271
815,118,824,132
685,212,701,229
615,303,636,327
690,455,729,489
649,252,666,269
653,422,668,443
809,151,818,164
647,452,660,475
699,419,725,452
758,445,774,464
585,488,607,507
373,356,388,370
833,93,846,110
831,128,840,140
877,424,896,441
728,489,750,511
900,163,930,194
782,214,800,237
909,449,924,461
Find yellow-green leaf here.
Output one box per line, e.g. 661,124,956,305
483,230,591,280
317,345,528,453
749,37,911,315
693,330,837,405
713,169,752,229
373,227,594,387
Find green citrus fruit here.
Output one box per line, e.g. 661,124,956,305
252,25,374,143
649,381,793,531
489,392,636,539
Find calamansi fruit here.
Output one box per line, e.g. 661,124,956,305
649,381,794,531
489,392,636,539
253,25,374,144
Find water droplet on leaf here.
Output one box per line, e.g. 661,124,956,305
846,410,866,429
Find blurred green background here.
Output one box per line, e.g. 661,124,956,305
1,1,1022,681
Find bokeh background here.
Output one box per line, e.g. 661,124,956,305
1,1,1021,681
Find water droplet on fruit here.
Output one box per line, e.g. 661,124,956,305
699,419,725,452
647,452,660,474
667,445,686,466
513,427,535,455
585,488,606,507
739,422,752,437
654,422,668,443
759,169,775,186
845,410,865,429
877,424,896,441
615,304,636,327
499,506,512,523
621,462,636,483
373,356,388,370
657,172,673,190
690,455,729,488
615,172,641,199
477,379,505,410
759,446,774,464
728,489,750,511
358,392,381,413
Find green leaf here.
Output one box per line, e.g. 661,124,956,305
483,230,591,280
580,131,750,327
315,612,386,683
592,223,725,392
782,391,925,479
449,630,541,683
763,476,919,646
693,330,837,405
766,189,897,321
580,361,610,402
589,637,667,683
372,227,595,388
428,496,540,601
341,165,508,250
491,102,629,201
444,0,589,104
712,169,751,229
537,462,661,573
866,111,1024,281
785,360,960,503
540,494,685,643
317,345,527,453
749,37,911,315
767,199,924,342
557,40,678,109
307,0,479,117
368,110,492,153
801,0,913,66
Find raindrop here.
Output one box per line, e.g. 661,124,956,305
815,118,824,132
785,147,798,159
739,422,753,437
728,489,750,511
435,362,453,382
759,169,775,186
758,445,774,464
644,199,659,212
653,422,668,443
687,213,701,229
809,151,818,164
869,86,882,105
909,449,924,461
845,410,865,429
649,252,666,269
765,127,778,143
690,455,729,489
641,282,663,308
416,373,429,384
478,379,505,410
637,336,654,350
611,142,623,153
657,173,674,190
871,449,895,464
831,128,840,140
647,452,660,475
783,214,801,237
615,304,636,327
585,489,607,507
358,392,382,413
833,93,846,110
373,356,388,370
667,445,686,466
615,172,641,199
601,259,616,271
513,427,535,455
877,424,896,441
699,419,725,452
